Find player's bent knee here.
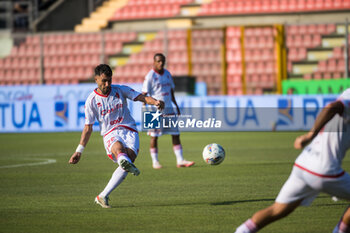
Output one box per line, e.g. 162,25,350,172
111,141,126,154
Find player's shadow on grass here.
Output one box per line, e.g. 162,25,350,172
116,199,275,208
211,195,347,206
211,198,275,206
114,195,345,209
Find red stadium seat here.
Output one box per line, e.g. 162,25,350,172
337,58,345,72
328,59,337,72
303,73,312,79
333,72,342,79
323,72,332,79
318,60,327,72
312,34,322,47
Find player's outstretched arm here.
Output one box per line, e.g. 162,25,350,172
69,124,93,164
141,92,148,106
135,95,164,110
294,100,344,149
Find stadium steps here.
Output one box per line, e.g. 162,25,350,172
292,61,319,75
0,31,13,58
108,32,157,68
122,42,145,54
289,23,348,78
321,34,346,48
166,3,202,29
179,3,202,16
307,48,334,61
166,19,193,29
75,0,128,32
137,32,157,42
337,24,350,34
111,29,190,84
109,54,130,67
166,1,215,29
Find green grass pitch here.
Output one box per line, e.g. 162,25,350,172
0,132,349,233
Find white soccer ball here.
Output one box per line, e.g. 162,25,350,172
202,143,225,165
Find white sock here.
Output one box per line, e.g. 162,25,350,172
173,144,184,164
150,148,159,163
99,166,128,197
235,219,258,233
116,153,132,166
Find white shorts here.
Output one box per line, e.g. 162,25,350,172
103,127,139,163
276,166,350,206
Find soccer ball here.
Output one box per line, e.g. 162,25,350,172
202,143,225,165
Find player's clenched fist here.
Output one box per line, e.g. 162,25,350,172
294,132,313,149
69,152,81,164
156,100,164,110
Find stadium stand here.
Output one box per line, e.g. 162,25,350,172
0,31,137,85
287,24,349,80
75,0,128,32
191,29,223,95
226,26,278,95
244,26,276,95
286,24,336,73
226,26,243,95
113,29,189,85
44,31,136,84
0,35,41,85
198,0,350,16
110,0,194,21
0,0,349,96
43,33,102,84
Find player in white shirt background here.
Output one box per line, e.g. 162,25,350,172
235,88,350,233
142,53,195,169
68,64,164,208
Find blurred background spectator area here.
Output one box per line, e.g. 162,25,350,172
0,0,349,96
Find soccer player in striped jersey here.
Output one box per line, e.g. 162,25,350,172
142,53,194,169
235,89,350,233
69,64,164,208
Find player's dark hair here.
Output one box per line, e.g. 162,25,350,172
95,64,112,77
153,53,166,61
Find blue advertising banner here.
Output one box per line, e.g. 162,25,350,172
0,84,143,133
143,95,337,132
0,84,338,133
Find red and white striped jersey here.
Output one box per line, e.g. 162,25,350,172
295,88,350,177
142,69,175,114
84,85,141,136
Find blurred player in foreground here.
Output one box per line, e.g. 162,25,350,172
142,53,194,169
69,64,164,208
235,88,350,233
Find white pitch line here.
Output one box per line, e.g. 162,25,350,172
0,158,57,169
